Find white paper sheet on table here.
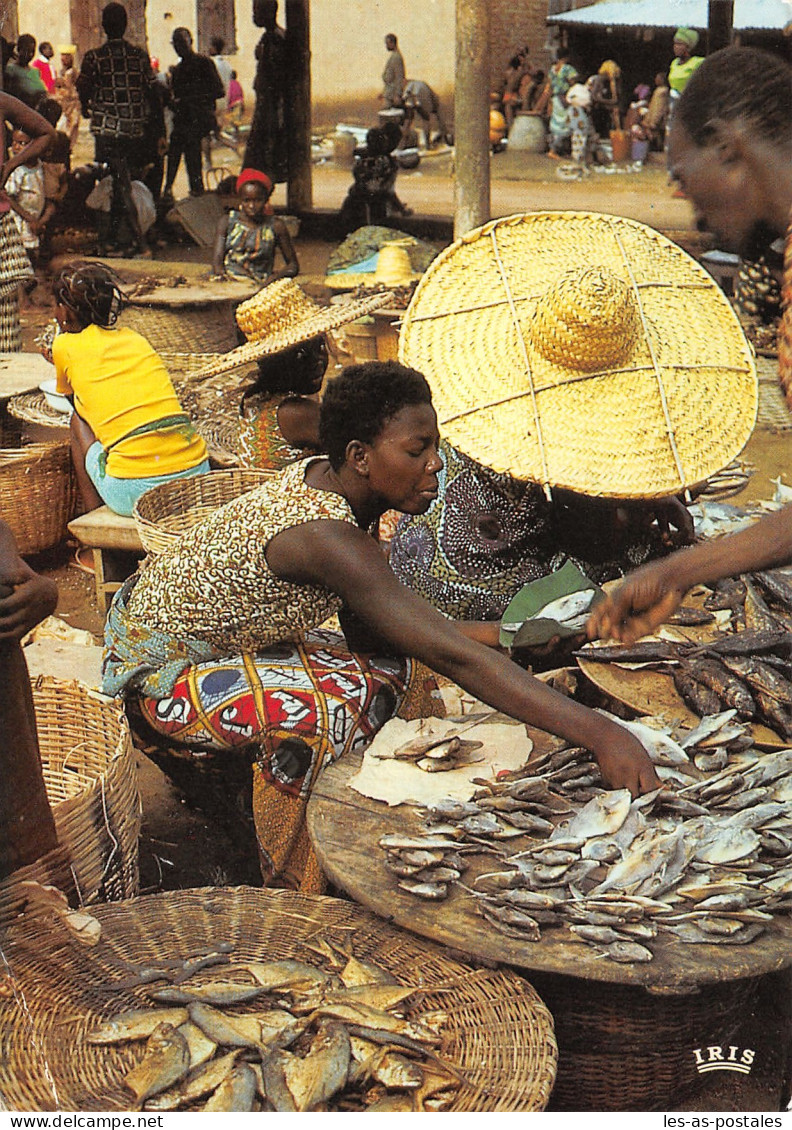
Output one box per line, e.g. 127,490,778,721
348,715,534,807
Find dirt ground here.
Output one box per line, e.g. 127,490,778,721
14,139,792,1112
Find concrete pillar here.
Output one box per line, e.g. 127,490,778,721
285,0,312,212
454,0,490,239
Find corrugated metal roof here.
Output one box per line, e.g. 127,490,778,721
550,0,792,31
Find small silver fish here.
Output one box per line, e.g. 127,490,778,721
397,879,448,900
601,940,653,963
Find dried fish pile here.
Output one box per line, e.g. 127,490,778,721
380,712,792,963
577,571,792,739
87,948,459,1112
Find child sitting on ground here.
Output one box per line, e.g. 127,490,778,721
5,127,45,305
211,168,298,286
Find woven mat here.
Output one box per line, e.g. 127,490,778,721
0,887,557,1112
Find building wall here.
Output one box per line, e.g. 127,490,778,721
12,0,554,125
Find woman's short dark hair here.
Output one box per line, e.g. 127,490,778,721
53,261,125,328
254,336,326,395
677,47,792,147
320,360,433,470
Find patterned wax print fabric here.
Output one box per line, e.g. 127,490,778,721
0,211,34,350
548,61,577,150
389,439,676,621
136,626,443,891
237,391,306,470
777,211,792,407
568,106,594,164
6,163,45,250
223,210,277,281
103,458,359,694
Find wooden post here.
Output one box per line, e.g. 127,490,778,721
708,0,734,52
454,0,490,240
285,0,312,213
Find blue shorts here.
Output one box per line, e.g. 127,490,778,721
85,441,211,517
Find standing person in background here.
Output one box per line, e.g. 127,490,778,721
401,79,450,148
666,28,704,142
225,70,245,136
381,33,405,109
32,42,57,93
206,36,233,172
535,49,578,158
5,127,45,307
33,98,71,265
0,94,53,347
244,0,289,184
54,45,81,149
6,35,47,108
161,28,223,202
77,2,158,258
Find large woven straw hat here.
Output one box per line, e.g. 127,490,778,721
399,212,758,499
191,278,394,379
326,241,424,290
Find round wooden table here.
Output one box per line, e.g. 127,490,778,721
307,730,792,1110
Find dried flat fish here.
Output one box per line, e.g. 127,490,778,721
554,789,631,841
238,960,329,992
600,940,653,963
124,1023,191,1106
187,1003,302,1051
203,1062,257,1112
150,982,265,1006
88,1008,190,1045
145,1049,241,1112
282,1022,351,1112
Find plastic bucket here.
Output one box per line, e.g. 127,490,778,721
631,138,649,163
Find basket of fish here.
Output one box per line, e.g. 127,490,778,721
0,886,558,1112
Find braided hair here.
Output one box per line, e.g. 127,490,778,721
677,47,792,148
53,261,125,329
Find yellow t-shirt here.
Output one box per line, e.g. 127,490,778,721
668,55,704,95
54,324,207,479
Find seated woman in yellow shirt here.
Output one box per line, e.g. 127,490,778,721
53,262,210,516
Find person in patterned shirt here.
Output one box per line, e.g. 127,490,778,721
76,2,158,256
590,46,792,644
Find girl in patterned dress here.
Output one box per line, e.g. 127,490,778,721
211,167,297,286
103,361,659,891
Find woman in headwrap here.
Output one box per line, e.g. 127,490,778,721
535,49,578,158
211,167,298,286
667,28,704,141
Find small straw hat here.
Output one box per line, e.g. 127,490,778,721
399,212,758,499
326,240,424,290
190,278,394,379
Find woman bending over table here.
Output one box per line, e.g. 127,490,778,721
52,261,210,515
102,360,659,891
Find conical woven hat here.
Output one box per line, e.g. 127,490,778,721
399,212,758,499
190,278,394,379
325,241,424,290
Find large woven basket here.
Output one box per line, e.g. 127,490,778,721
119,299,239,354
0,440,78,555
532,970,761,1111
0,678,140,927
0,886,557,1112
133,467,274,555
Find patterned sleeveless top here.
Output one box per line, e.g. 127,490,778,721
237,391,306,470
224,209,277,281
126,458,357,654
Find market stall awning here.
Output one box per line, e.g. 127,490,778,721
549,0,792,31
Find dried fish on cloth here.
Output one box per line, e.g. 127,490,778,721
377,710,792,964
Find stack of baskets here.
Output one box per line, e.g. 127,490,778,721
133,467,275,555
0,677,141,927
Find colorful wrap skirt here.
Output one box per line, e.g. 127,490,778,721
104,581,442,891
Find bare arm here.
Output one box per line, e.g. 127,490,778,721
588,502,792,644
276,396,321,450
0,96,55,188
211,213,230,276
0,521,58,640
266,520,661,795
264,217,299,284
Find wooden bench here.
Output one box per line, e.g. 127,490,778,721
67,506,144,613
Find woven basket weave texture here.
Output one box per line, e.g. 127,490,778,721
399,212,758,499
0,886,557,1112
133,467,275,555
119,301,239,354
0,678,140,927
532,971,759,1111
0,440,78,555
